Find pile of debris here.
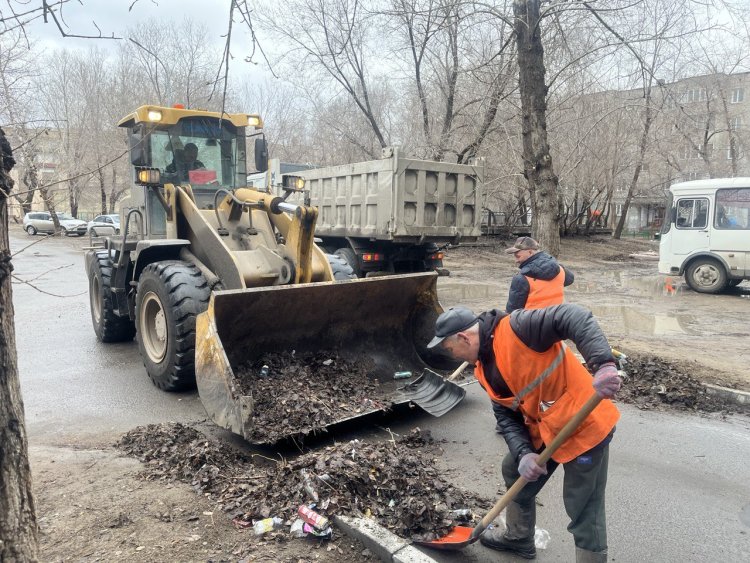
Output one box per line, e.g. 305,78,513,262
617,354,739,413
233,352,390,443
117,424,489,542
117,422,252,495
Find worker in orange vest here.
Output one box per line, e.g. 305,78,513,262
505,236,574,312
428,305,621,562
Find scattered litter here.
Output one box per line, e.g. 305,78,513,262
393,371,412,380
253,516,284,535
117,424,491,542
298,505,330,531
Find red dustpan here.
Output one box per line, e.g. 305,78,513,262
416,393,604,551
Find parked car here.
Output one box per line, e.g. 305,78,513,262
87,214,121,236
23,211,88,236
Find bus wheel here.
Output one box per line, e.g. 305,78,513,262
685,258,727,294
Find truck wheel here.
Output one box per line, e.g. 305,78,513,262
334,247,362,277
685,258,727,294
88,251,136,343
326,254,356,280
135,261,210,391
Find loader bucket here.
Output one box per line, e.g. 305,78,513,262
195,272,459,443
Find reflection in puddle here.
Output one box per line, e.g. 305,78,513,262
570,274,685,297
588,305,697,336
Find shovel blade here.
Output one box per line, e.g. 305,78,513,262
414,526,475,551
400,369,467,417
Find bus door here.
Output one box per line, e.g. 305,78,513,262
672,197,710,256
711,188,750,275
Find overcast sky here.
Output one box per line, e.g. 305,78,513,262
24,0,260,58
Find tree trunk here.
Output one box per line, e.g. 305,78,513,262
614,100,653,239
40,187,61,232
0,127,39,562
98,169,107,215
513,0,560,256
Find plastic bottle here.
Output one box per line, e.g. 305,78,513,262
253,516,283,535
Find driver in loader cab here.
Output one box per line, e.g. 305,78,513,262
428,304,621,562
166,142,205,181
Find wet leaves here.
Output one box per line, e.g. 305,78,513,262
117,424,489,541
616,353,743,414
234,352,389,443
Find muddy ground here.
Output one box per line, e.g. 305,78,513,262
23,231,750,562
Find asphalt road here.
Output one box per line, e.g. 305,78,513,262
10,229,750,562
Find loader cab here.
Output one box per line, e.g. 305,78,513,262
119,105,267,237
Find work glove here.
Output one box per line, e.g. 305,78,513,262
518,452,548,482
593,362,622,399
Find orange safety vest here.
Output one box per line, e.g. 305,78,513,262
475,316,619,464
525,266,566,309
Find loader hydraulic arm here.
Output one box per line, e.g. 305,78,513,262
226,187,324,284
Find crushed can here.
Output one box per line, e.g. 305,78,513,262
297,504,330,531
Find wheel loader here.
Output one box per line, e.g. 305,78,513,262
86,104,462,443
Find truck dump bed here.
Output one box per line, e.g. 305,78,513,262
297,148,484,243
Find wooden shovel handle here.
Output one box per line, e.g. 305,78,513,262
447,361,471,382
471,393,604,539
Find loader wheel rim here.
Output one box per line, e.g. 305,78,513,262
140,291,168,362
90,275,101,324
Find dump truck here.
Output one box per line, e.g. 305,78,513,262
85,105,460,443
257,149,484,277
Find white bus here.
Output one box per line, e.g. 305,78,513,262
658,178,750,293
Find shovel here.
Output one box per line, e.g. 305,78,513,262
416,392,604,551
400,361,472,417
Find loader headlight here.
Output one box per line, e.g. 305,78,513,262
247,114,264,128
146,109,163,122
283,175,305,190
135,167,162,186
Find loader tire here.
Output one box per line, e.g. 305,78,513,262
135,260,210,391
88,251,136,343
327,253,357,280
334,247,362,278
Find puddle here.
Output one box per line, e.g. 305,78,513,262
437,282,499,302
587,305,698,336
570,273,685,297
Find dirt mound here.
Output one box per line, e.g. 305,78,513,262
117,425,489,542
616,354,743,414
234,352,388,443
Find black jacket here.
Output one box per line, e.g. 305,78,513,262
479,304,614,464
506,252,574,312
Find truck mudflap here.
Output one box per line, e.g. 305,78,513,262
195,272,459,442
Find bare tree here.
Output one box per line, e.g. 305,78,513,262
0,126,38,562
512,0,561,253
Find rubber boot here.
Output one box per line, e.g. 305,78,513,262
576,547,608,562
479,501,537,559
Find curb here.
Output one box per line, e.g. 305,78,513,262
334,515,438,563
703,382,750,407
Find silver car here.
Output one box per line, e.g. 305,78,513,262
87,214,121,236
23,211,88,236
